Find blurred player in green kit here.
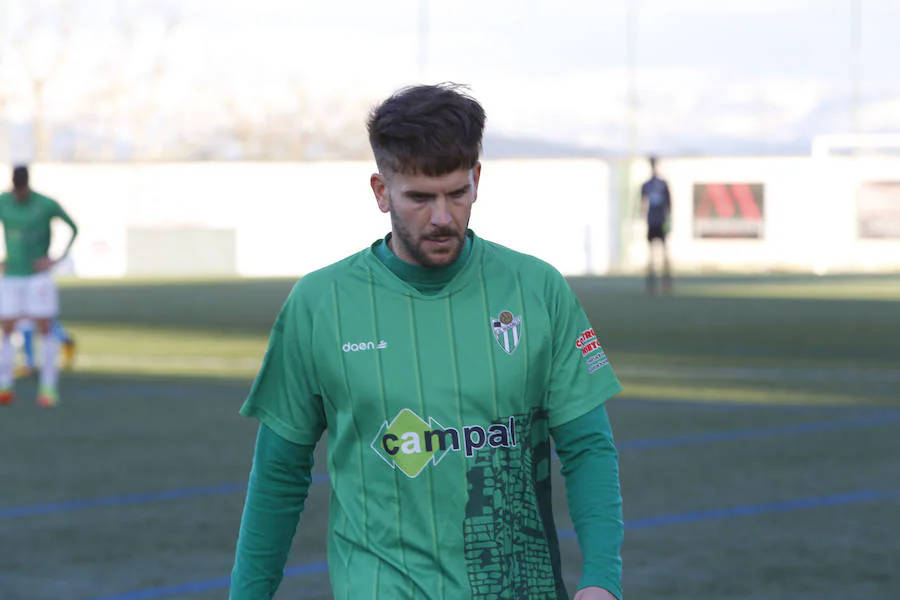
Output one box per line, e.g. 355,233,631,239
230,84,625,599
0,166,78,406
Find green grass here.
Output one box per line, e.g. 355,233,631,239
2,273,898,599
678,277,900,300
57,273,900,405
68,324,266,377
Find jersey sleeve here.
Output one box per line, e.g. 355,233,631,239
546,271,623,429
240,285,326,446
49,198,78,231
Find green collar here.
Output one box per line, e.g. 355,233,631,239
371,231,474,295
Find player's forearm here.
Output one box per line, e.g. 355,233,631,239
230,424,316,600
59,223,78,260
552,405,624,600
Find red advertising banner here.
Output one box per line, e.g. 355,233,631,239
693,183,765,239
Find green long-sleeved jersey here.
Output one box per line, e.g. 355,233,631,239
0,190,78,275
237,231,623,599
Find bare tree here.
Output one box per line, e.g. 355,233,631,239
211,76,377,161
66,0,185,160
9,0,77,160
2,0,373,162
1,0,185,161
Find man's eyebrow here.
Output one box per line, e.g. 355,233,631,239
449,184,471,195
403,184,471,198
404,190,437,198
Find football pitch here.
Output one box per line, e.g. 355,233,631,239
1,273,898,600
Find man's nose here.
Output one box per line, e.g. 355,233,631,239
430,198,452,226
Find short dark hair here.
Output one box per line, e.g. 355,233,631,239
367,83,486,176
12,165,29,187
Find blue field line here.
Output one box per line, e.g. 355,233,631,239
3,412,898,522
609,396,879,413
546,411,900,459
81,488,898,600
559,489,892,537
614,411,900,452
84,575,233,600
84,563,330,600
0,483,247,520
0,474,328,521
606,397,896,416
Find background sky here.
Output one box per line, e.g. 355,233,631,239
1,0,898,160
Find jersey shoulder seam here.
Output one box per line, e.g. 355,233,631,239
290,248,371,315
479,238,559,275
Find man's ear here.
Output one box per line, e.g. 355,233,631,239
472,162,482,203
371,173,390,214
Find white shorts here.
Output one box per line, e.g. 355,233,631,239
0,274,60,320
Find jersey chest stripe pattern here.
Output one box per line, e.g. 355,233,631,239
375,282,412,596
444,295,468,487
406,294,443,600
332,279,370,550
477,266,501,419
368,276,388,599
513,268,530,416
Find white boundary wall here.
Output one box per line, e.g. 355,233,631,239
622,156,900,274
3,156,898,278
0,160,613,278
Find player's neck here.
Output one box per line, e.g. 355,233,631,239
376,232,473,289
387,235,469,271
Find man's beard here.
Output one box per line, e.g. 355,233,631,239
389,207,465,268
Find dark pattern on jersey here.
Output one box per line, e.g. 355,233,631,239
463,408,568,600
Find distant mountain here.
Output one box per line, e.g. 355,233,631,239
482,133,613,159
2,102,897,162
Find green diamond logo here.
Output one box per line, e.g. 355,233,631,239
371,408,451,478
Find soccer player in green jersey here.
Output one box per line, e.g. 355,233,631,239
230,84,625,600
0,166,78,406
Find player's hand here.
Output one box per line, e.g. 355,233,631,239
33,257,56,272
574,587,618,600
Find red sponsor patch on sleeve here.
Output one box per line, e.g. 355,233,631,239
581,339,603,357
575,327,609,372
575,328,596,349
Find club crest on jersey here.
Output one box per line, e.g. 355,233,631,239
491,310,523,355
